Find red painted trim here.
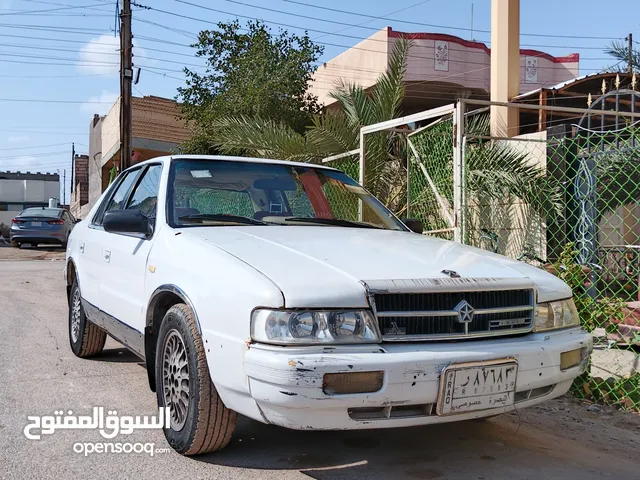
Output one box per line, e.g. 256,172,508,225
388,29,579,64
299,171,334,219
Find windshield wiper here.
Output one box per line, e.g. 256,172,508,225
177,213,267,225
283,217,383,229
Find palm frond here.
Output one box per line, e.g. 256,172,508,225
306,113,359,155
209,115,317,161
329,81,375,127
605,41,640,72
371,37,411,122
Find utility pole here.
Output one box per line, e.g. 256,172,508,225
63,169,66,207
628,33,633,73
70,142,75,194
119,0,133,171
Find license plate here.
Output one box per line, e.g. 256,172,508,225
31,221,41,227
436,359,518,416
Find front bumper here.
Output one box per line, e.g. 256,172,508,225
244,327,591,430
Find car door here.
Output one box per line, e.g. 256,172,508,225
98,163,163,337
80,169,142,309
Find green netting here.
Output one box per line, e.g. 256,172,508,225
407,118,455,241
174,187,255,217
458,119,640,412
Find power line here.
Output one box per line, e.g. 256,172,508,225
0,3,114,16
0,142,80,152
139,3,582,72
313,0,434,42
0,98,113,104
0,150,72,161
279,0,623,41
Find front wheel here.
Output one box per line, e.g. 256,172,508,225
155,304,237,455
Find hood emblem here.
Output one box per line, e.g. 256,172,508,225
441,269,460,278
385,321,406,336
454,300,475,324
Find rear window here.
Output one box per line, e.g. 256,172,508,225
20,208,61,217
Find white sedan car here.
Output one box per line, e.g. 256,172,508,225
65,155,592,455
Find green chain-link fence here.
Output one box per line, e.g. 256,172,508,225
457,107,640,411
407,117,456,241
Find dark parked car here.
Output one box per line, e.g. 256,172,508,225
10,207,77,248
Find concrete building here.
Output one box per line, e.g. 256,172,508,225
81,95,190,218
310,27,579,114
0,171,60,229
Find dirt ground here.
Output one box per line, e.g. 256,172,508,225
0,243,66,261
1,260,639,478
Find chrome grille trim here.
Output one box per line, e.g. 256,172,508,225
365,280,536,341
376,305,534,318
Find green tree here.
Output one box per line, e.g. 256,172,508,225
177,20,323,153
209,37,561,222
209,37,412,210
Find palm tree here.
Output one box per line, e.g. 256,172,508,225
605,40,640,72
207,38,411,210
208,36,563,247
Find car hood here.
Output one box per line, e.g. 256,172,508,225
182,226,571,308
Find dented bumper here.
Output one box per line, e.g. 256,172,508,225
243,328,592,430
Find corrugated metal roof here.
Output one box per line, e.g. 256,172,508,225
514,72,620,100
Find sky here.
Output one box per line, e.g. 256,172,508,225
0,0,639,203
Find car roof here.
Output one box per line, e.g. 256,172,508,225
128,155,341,172
20,207,62,215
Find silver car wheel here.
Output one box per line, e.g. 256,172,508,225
162,329,190,431
70,288,81,343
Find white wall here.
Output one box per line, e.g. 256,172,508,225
0,210,17,228
0,178,59,203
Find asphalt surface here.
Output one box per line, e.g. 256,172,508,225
1,261,639,480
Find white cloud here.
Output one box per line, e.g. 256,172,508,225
7,135,30,143
77,34,151,75
78,35,120,75
80,90,118,115
6,156,37,171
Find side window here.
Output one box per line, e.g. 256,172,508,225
125,165,162,219
92,170,139,226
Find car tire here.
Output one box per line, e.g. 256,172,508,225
68,279,107,358
155,303,237,455
11,240,19,248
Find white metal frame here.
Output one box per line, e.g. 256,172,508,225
319,98,640,246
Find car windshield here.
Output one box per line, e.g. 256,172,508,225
20,207,61,217
168,159,406,231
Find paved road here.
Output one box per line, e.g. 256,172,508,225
1,261,639,479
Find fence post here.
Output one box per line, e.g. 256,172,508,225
453,100,465,243
358,129,365,221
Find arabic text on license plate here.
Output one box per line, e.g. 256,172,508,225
31,221,41,227
437,360,517,416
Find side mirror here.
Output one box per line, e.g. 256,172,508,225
403,218,424,234
103,210,151,237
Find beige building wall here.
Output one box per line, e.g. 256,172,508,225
467,130,548,259
310,27,579,109
101,100,121,166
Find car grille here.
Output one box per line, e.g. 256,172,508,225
373,289,535,341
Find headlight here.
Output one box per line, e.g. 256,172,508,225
534,299,580,332
251,309,381,345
